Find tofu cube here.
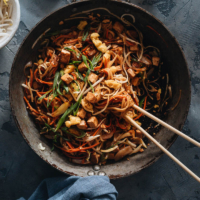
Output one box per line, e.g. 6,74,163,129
127,68,136,78
59,49,71,64
85,92,97,103
77,108,86,119
88,73,98,84
113,21,124,33
61,73,73,85
87,116,98,128
152,56,160,66
77,120,87,130
78,62,88,72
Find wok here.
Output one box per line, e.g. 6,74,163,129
9,0,191,179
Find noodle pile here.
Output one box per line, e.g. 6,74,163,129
23,12,171,165
0,0,13,38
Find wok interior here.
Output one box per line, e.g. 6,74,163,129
9,0,190,178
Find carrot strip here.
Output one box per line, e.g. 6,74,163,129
50,116,58,125
71,72,77,80
66,141,74,149
36,78,53,86
53,35,71,43
105,119,112,128
94,60,103,71
133,96,147,120
116,118,126,129
23,96,39,115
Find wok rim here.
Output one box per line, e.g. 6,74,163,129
9,0,191,179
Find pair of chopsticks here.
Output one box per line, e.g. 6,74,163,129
124,104,200,183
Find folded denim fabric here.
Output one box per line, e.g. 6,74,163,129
17,175,118,200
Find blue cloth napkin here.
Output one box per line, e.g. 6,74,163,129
17,176,118,200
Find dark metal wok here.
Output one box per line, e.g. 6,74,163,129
9,0,191,179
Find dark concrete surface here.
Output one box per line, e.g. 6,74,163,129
0,0,200,199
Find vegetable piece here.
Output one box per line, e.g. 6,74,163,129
38,90,52,100
64,47,77,54
51,102,70,117
114,146,132,161
62,127,86,138
73,95,82,116
55,96,82,131
90,33,107,53
53,72,60,95
104,80,121,89
82,24,91,41
77,21,88,30
65,115,81,128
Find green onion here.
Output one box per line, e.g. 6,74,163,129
61,127,86,138
69,61,82,65
57,80,63,95
88,80,94,93
73,95,82,116
38,90,51,100
82,24,90,41
83,68,91,83
47,94,57,108
60,70,64,76
63,85,69,93
64,47,77,53
45,123,55,132
82,55,89,69
55,96,82,132
45,31,60,37
91,53,102,68
53,72,60,95
139,96,146,108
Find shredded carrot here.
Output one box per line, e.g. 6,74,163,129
57,142,100,153
36,78,53,86
82,45,89,52
92,126,101,136
134,96,147,120
94,60,103,71
23,96,39,115
105,119,112,128
116,118,126,129
53,35,71,43
83,74,86,77
66,141,74,149
71,72,77,80
50,116,58,125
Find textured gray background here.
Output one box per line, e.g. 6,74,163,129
0,0,200,199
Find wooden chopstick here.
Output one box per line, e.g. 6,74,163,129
133,104,200,148
124,115,200,183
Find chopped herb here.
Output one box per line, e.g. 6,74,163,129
55,96,82,131
64,47,77,54
69,60,82,65
51,145,55,151
53,72,60,96
71,80,80,91
88,80,94,93
47,94,57,107
60,70,64,76
45,123,55,132
139,96,146,108
82,55,89,69
73,95,82,116
91,53,102,68
63,85,69,93
82,24,90,41
38,90,51,100
57,80,63,95
53,135,58,143
84,68,91,83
